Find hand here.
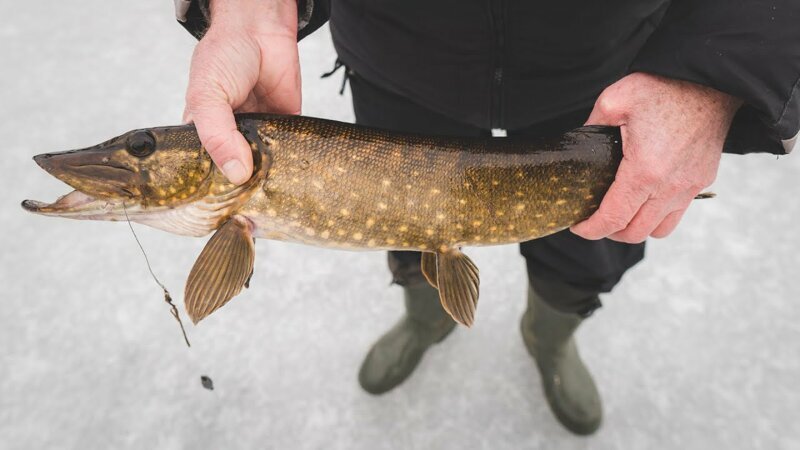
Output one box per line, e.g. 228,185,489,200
183,0,300,185
570,72,742,243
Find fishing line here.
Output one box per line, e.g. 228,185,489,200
123,204,191,347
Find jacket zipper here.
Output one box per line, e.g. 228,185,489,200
489,0,506,131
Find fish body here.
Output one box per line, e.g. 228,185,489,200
241,115,619,251
23,114,621,326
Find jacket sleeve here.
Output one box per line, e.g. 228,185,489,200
630,0,800,155
173,0,330,41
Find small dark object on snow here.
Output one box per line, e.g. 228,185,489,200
200,375,214,390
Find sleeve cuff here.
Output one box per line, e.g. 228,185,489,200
173,0,327,41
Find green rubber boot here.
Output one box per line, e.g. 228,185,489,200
521,280,603,435
358,283,456,394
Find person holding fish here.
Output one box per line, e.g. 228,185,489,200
174,0,799,435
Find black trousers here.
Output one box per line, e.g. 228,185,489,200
348,74,645,315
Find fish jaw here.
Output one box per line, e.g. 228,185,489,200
21,190,130,221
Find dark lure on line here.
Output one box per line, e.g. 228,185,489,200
23,114,627,327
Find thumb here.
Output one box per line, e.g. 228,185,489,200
585,85,628,127
187,100,253,185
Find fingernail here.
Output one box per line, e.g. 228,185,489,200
222,160,248,184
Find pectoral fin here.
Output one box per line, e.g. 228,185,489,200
420,252,438,289
435,249,480,327
185,216,255,324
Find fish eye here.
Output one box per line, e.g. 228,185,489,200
126,131,156,158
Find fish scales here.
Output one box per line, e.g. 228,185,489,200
240,115,621,252
23,113,623,326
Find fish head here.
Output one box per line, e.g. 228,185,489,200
22,122,268,235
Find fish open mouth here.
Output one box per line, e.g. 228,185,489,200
22,190,123,218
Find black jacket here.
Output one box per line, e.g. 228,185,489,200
176,0,799,155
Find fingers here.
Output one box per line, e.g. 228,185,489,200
186,98,253,185
608,194,681,243
650,209,687,238
570,163,650,240
572,194,691,243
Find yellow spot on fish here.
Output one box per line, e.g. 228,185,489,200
547,222,557,227
399,225,409,232
158,189,167,197
157,199,166,206
585,194,594,200
473,236,482,241
515,191,524,197
459,199,467,205
267,209,277,217
337,229,346,236
327,219,335,226
455,224,463,230
352,232,363,241
321,230,330,239
491,180,500,186
508,224,515,230
496,210,505,217
386,238,396,245
312,180,324,189
561,187,570,192
489,226,497,232
378,202,388,210
472,220,482,227
489,237,498,243
405,184,412,190
550,176,559,182
430,188,441,195
366,218,375,228
382,179,391,187
305,227,316,236
535,213,544,218
436,213,445,220
516,203,526,211
555,199,567,205
401,242,410,247
419,244,428,250
336,166,346,173
188,186,196,194
340,208,350,216
367,239,376,247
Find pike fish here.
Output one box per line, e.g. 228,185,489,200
22,114,623,327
